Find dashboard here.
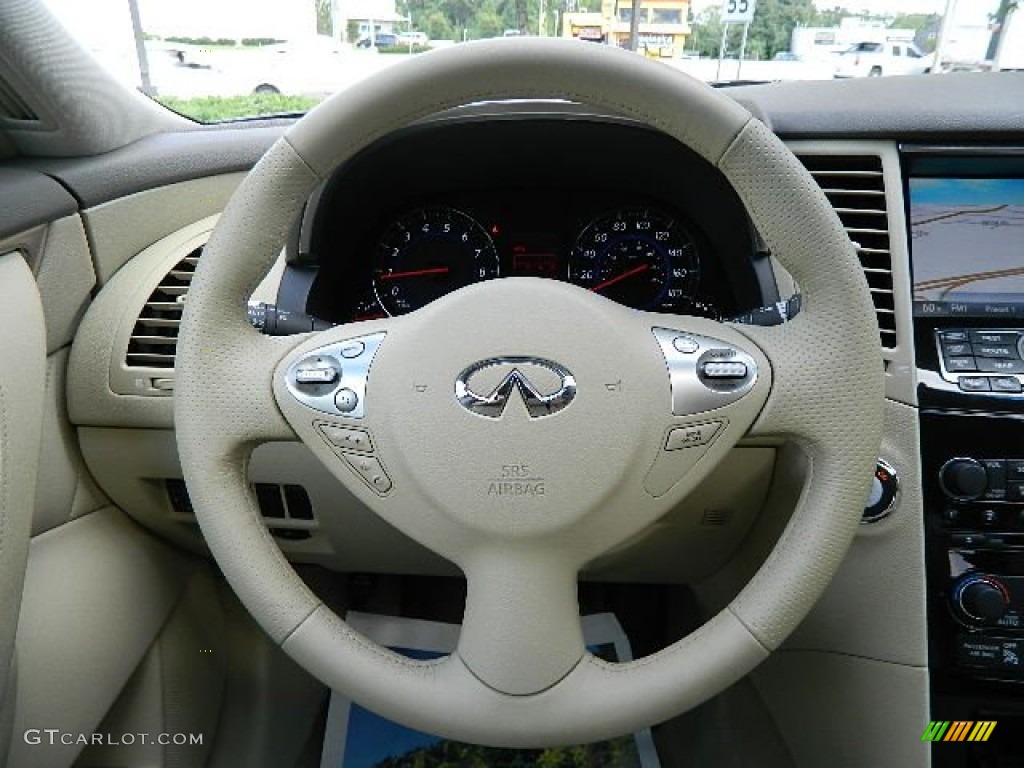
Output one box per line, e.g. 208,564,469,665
297,117,769,325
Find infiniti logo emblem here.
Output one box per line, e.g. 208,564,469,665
455,357,577,419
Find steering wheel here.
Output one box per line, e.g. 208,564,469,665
176,38,882,747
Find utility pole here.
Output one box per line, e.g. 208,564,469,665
931,0,958,73
127,0,154,96
629,0,641,51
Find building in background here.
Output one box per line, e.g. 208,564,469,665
331,0,406,42
562,0,691,57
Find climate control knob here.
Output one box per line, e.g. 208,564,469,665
939,458,988,501
953,574,1010,625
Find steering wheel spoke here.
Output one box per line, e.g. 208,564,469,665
457,547,586,696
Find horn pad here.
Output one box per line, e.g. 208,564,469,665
366,278,669,551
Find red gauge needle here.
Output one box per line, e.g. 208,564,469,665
589,263,650,293
378,267,450,280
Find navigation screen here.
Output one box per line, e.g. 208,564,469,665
910,178,1024,318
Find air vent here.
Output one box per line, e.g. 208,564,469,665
798,154,896,349
0,75,38,121
126,246,201,369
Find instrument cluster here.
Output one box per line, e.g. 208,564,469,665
348,201,719,322
300,116,763,324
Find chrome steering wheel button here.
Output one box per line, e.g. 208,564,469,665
652,327,758,415
335,388,359,413
283,332,386,418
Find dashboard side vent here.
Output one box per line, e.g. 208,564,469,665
798,154,896,349
126,246,201,369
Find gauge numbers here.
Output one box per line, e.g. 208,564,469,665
568,208,700,313
374,206,499,315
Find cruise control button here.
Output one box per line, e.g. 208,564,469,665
665,421,723,451
991,377,1023,393
946,357,978,372
959,377,991,392
672,336,700,354
343,454,392,494
702,361,748,379
977,358,1024,374
973,344,1017,359
320,425,374,453
334,388,359,413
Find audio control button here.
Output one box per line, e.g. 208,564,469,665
978,358,1024,374
941,330,970,343
959,377,991,392
946,357,978,372
973,344,1018,359
1008,483,1024,502
940,458,988,501
991,376,1023,393
942,342,972,357
1008,461,1024,482
970,331,1018,345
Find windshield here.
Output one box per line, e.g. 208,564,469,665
42,0,1014,123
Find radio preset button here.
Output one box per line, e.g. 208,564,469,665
1008,461,1024,482
1008,483,1024,503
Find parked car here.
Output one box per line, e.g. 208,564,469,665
395,31,429,47
834,40,929,77
356,33,400,48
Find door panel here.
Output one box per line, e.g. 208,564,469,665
0,251,46,762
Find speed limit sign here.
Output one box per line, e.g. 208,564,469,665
722,0,756,23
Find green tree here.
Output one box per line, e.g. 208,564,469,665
746,0,816,59
689,6,725,58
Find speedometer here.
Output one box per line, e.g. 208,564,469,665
568,208,700,312
374,206,499,315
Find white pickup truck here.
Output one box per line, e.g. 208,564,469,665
834,41,930,78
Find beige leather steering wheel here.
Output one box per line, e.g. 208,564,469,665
176,38,882,747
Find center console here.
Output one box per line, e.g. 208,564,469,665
908,148,1024,767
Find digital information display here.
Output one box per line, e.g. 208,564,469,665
910,178,1024,318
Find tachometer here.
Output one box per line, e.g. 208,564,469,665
374,206,499,315
568,208,700,312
